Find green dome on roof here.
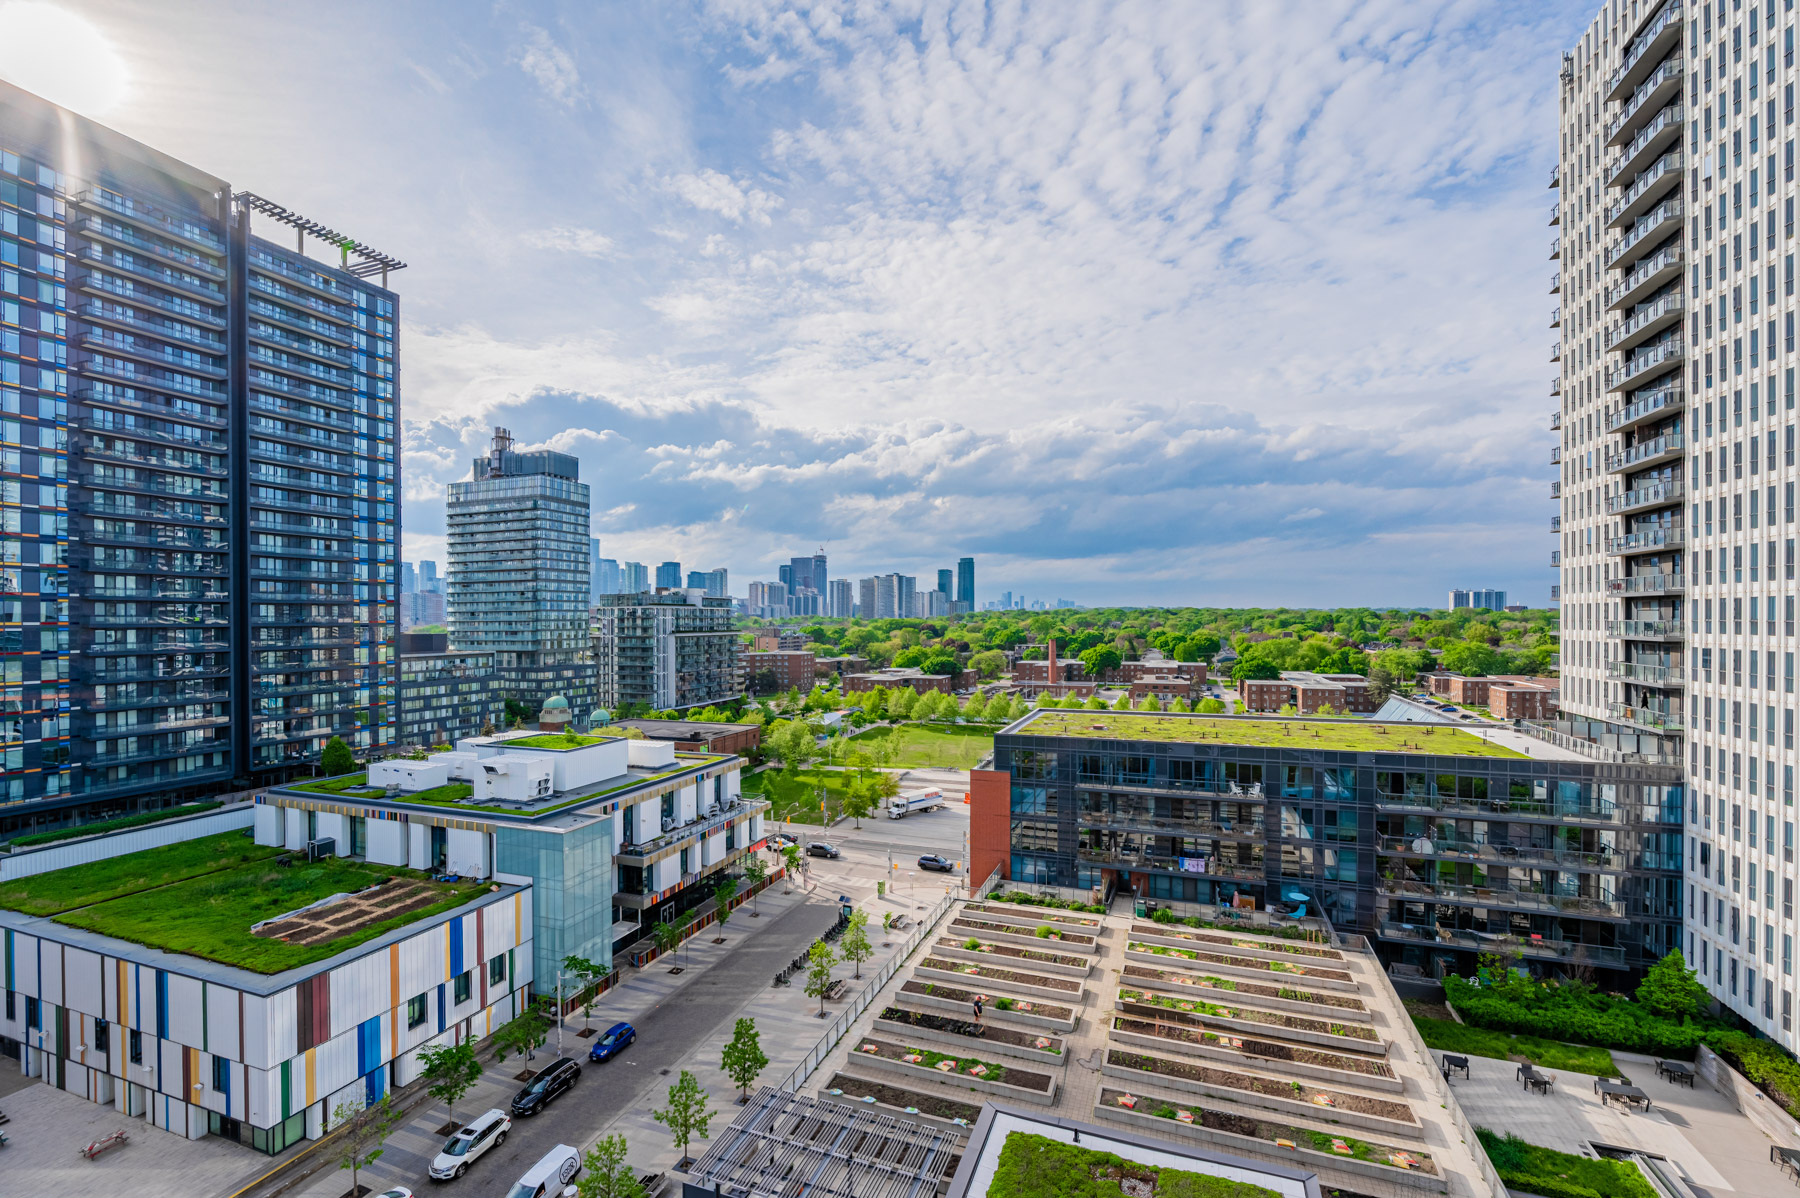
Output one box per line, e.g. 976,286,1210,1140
589,708,612,726
543,695,571,710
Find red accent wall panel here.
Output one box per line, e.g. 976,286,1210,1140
968,768,1012,894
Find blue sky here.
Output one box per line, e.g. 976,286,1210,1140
3,1,1593,606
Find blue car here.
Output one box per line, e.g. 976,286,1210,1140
588,1021,636,1063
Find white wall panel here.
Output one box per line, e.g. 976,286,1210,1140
206,984,241,1061
314,1029,359,1098
254,805,282,846
408,821,429,870
0,807,255,882
284,807,306,849
12,932,37,994
330,953,386,1038
62,945,103,1017
365,820,407,866
37,939,61,1005
400,928,441,998
243,992,281,1070
165,973,203,1048
315,812,351,856
705,831,726,868
245,1063,279,1127
445,828,489,877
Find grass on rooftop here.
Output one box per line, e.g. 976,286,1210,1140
1022,710,1528,758
504,732,614,750
53,856,489,974
0,831,279,916
291,772,384,797
1409,1012,1617,1075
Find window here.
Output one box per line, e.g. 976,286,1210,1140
212,1054,229,1093
93,1018,109,1056
25,995,38,1030
489,954,507,986
407,993,428,1029
128,1029,142,1065
454,970,472,1006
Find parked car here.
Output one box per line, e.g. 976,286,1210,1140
917,854,955,872
806,842,840,859
429,1108,510,1181
509,1057,581,1116
375,1190,416,1198
770,832,798,849
588,1021,636,1063
505,1144,581,1198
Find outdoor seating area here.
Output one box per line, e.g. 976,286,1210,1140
1594,1078,1651,1111
1655,1059,1695,1087
1517,1063,1557,1094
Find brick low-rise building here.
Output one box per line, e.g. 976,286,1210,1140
1488,680,1559,721
843,667,971,695
1241,672,1376,714
742,650,817,694
611,718,762,755
1129,675,1196,703
813,655,869,680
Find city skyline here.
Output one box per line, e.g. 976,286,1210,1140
0,1,1593,605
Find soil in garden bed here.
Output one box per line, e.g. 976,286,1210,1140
967,902,1100,927
823,1072,983,1122
880,1006,1065,1055
1131,923,1343,960
951,915,1096,946
1106,1050,1415,1123
1098,1087,1435,1175
1123,964,1367,1014
1119,989,1380,1043
1128,940,1353,984
920,956,1083,993
852,1036,1053,1092
1113,1017,1396,1080
938,936,1087,968
900,978,1074,1022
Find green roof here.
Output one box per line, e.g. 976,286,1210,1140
1015,711,1528,758
503,732,615,750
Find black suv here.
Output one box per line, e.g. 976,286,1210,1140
509,1057,580,1116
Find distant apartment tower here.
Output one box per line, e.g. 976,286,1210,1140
446,428,595,715
1448,588,1507,612
622,561,649,594
593,590,739,711
655,561,682,590
419,560,441,594
937,568,952,597
828,577,853,619
686,568,728,598
957,556,975,611
589,537,603,600
399,590,447,629
400,562,417,594
595,557,622,596
0,80,401,834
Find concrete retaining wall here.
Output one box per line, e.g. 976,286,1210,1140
0,804,255,881
1696,1043,1800,1148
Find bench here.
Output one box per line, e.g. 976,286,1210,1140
1441,1054,1470,1078
823,979,848,1001
79,1130,129,1160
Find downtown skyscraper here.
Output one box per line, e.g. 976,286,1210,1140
0,81,400,838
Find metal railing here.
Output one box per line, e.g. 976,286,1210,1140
774,888,959,1094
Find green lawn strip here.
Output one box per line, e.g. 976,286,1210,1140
0,832,280,916
54,857,488,974
988,1130,1283,1198
1022,711,1526,757
291,773,384,796
740,767,857,824
1476,1129,1657,1198
7,801,226,848
503,733,613,749
1410,1014,1617,1076
847,723,994,768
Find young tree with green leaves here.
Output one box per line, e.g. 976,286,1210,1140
840,909,873,980
653,916,683,964
576,1134,648,1198
320,735,355,777
782,843,803,891
417,1041,482,1126
561,954,609,1030
742,853,768,912
961,691,989,720
1636,949,1710,1020
652,1069,714,1169
804,940,837,1016
712,877,738,936
843,778,874,829
677,909,698,966
720,1017,769,1102
333,1095,400,1194
490,998,552,1062
1111,692,1132,711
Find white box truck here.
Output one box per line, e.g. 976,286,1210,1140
887,788,944,819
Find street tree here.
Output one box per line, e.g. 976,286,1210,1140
417,1041,482,1126
840,910,873,980
561,954,609,1030
721,1017,769,1102
804,940,838,1016
576,1134,648,1198
652,1069,714,1169
678,910,698,966
333,1095,400,1195
320,735,355,777
843,779,874,828
490,998,552,1062
782,843,804,890
652,916,683,965
742,854,768,912
712,878,738,937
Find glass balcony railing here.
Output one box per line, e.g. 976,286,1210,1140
1606,572,1684,596
1607,0,1683,98
1605,149,1682,225
1605,197,1682,269
1376,876,1626,919
1606,245,1682,308
1377,833,1625,871
1609,700,1683,731
1605,293,1683,353
1377,921,1627,967
1605,103,1683,188
1607,660,1679,684
1605,385,1683,431
1606,479,1683,513
1607,338,1683,390
1605,429,1684,472
1607,618,1683,638
1606,525,1684,554
1606,57,1684,144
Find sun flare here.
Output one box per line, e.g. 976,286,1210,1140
0,2,129,116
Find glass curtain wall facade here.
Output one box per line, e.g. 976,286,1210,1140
0,80,398,837
592,590,739,712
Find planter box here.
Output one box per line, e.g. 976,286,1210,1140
1094,1096,1444,1193
914,962,1082,1002
1122,966,1372,1023
815,1086,974,1135
874,1015,1066,1068
1108,1024,1403,1094
1097,1059,1422,1141
950,919,1098,955
966,903,1104,931
1123,947,1359,993
1114,997,1386,1057
934,940,1093,978
1129,926,1345,966
901,983,1079,1032
857,1047,1059,1105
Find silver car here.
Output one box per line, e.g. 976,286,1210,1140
429,1108,510,1181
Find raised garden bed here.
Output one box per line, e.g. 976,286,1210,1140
875,1006,1066,1066
852,1036,1057,1104
1122,964,1370,1021
915,958,1083,999
966,901,1102,929
900,979,1078,1032
1116,988,1384,1055
1103,1049,1421,1139
950,915,1097,953
989,1131,1286,1198
984,889,1107,914
819,1072,980,1129
1126,942,1356,992
1096,1088,1440,1190
935,937,1092,977
1111,1017,1401,1093
1130,924,1344,961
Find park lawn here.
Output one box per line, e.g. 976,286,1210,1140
54,857,488,974
849,722,994,769
1476,1129,1657,1198
0,831,279,917
1410,1013,1618,1076
741,767,862,825
1022,710,1527,758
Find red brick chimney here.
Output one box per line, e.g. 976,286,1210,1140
1046,637,1058,690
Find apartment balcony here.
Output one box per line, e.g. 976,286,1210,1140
1606,244,1682,310
248,322,355,369
1550,411,1562,432
1377,834,1628,873
1606,338,1683,392
1605,103,1683,190
1550,514,1562,532
1076,811,1265,840
1550,481,1563,499
1606,524,1684,555
78,271,227,330
1550,584,1562,600
1605,429,1684,473
1377,922,1626,968
248,369,354,409
1550,164,1561,189
1551,375,1562,395
1606,386,1683,433
1606,149,1683,228
76,216,225,279
1550,445,1562,465
73,244,225,305
1376,876,1626,921
78,332,225,381
1607,478,1682,515
73,189,225,254
1608,699,1683,731
1606,1,1684,101
1608,618,1684,640
1550,206,1561,227
72,385,227,430
1550,271,1562,294
1551,341,1562,361
1551,306,1562,327
1550,549,1562,566
248,254,358,312
247,297,354,348
1608,659,1681,685
1605,291,1684,354
1551,237,1562,260
1607,571,1685,595
248,394,357,434
1606,56,1684,146
247,275,353,326
78,301,226,354
1604,198,1682,271
248,345,355,388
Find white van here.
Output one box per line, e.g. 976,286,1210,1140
505,1144,581,1198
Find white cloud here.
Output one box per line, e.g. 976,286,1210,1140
521,224,617,258
669,168,782,225
515,25,581,107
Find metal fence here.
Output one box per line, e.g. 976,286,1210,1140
775,887,960,1093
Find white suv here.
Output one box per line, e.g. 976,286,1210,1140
429,1108,511,1181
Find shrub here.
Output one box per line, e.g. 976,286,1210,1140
1152,907,1178,925
1035,925,1053,939
1475,1129,1655,1198
963,937,981,950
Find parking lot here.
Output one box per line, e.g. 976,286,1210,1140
770,766,974,903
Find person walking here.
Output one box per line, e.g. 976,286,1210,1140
972,995,983,1033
